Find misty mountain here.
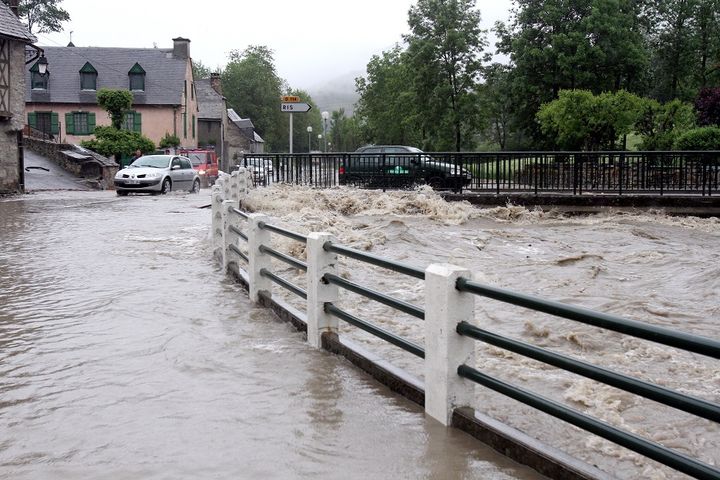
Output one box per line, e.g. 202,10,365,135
306,70,363,116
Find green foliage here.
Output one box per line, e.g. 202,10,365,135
673,126,720,150
221,46,285,151
17,0,70,33
478,63,514,150
328,109,363,152
96,88,133,130
81,126,154,159
192,60,213,79
404,0,488,151
355,46,421,147
537,89,643,150
497,0,649,144
636,99,696,150
159,132,181,149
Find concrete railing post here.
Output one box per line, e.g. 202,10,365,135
424,263,475,426
211,185,223,255
306,233,340,348
221,200,234,272
248,214,272,303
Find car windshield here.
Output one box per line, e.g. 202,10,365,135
186,153,205,167
131,156,171,168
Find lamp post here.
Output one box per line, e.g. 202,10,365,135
317,133,322,152
306,125,313,152
321,111,329,152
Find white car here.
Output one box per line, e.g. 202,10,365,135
114,155,201,195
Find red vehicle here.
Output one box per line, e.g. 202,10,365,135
179,149,218,187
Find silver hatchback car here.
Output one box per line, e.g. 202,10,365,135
114,155,201,195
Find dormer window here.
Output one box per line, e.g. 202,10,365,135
128,63,145,91
30,60,49,90
79,62,97,90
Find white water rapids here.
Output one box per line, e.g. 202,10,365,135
238,184,719,480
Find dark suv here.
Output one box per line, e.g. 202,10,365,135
339,145,472,190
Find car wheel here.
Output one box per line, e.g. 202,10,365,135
191,178,201,193
116,190,128,196
161,177,172,194
346,175,363,187
427,176,444,189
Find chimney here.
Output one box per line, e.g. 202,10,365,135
210,73,222,95
172,37,190,60
8,0,19,17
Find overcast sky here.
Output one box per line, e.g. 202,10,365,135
39,0,514,89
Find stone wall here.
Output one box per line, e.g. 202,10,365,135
0,40,27,194
24,136,118,189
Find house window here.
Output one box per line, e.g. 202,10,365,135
65,111,96,135
79,62,97,90
123,111,141,132
128,63,146,91
29,59,49,90
28,111,58,136
31,72,48,89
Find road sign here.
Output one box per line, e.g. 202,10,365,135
282,95,301,103
281,102,311,113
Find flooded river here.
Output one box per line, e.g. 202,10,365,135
0,190,544,480
239,185,720,480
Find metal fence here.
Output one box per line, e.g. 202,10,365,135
212,172,719,480
242,151,720,195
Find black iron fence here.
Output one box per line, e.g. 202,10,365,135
242,151,720,195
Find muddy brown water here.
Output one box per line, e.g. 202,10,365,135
0,190,546,480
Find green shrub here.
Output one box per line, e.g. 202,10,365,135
82,126,155,159
673,127,720,150
159,132,181,148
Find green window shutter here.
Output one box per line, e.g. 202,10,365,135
88,113,96,132
51,112,59,135
133,111,142,132
65,112,75,134
183,113,187,138
28,112,37,128
192,114,195,139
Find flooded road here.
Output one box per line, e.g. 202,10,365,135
240,185,720,480
0,190,543,480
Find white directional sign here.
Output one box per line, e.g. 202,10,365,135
281,102,312,113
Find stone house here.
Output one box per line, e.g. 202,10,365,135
196,73,264,171
0,0,36,194
24,37,198,149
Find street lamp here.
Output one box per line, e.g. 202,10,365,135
317,133,322,152
306,125,313,152
321,111,329,152
37,54,48,75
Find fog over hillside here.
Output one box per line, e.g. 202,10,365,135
306,70,362,116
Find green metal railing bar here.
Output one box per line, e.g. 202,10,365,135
456,278,720,359
259,268,307,300
258,221,307,244
259,245,308,272
323,273,425,320
457,365,720,480
456,321,720,423
324,302,425,358
228,244,248,263
229,225,248,241
229,206,249,219
323,241,425,280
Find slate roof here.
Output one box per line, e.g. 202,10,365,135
0,2,36,43
196,78,224,120
25,45,188,105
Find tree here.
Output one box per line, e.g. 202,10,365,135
16,0,70,33
355,46,421,147
695,87,720,126
404,0,488,151
497,0,649,145
221,46,285,151
81,127,154,160
192,60,213,80
537,89,643,150
636,98,696,149
478,63,514,150
96,88,133,130
328,109,363,152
